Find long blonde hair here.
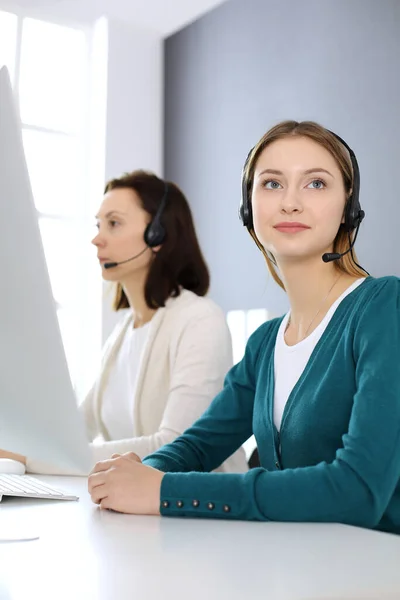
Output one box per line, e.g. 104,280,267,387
243,120,366,290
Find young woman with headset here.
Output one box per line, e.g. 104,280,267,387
1,170,247,474
88,122,400,534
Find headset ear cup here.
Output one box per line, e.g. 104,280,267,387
344,195,365,232
144,220,166,247
239,202,249,227
239,147,255,230
343,194,355,232
144,223,152,246
143,180,169,247
240,177,253,229
349,209,365,232
245,201,253,230
239,177,247,226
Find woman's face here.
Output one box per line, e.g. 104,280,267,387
251,136,347,265
92,187,154,282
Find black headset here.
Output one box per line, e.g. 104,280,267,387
239,130,365,234
144,180,169,247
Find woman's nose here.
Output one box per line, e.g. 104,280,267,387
91,231,104,246
280,187,303,214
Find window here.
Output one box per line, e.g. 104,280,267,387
227,308,271,364
226,307,272,461
2,11,106,400
0,11,17,81
19,19,86,133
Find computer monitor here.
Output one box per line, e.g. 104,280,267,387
0,65,92,473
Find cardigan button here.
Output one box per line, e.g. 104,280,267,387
207,502,215,510
223,505,231,513
176,500,184,508
275,461,281,469
161,501,170,508
192,500,200,508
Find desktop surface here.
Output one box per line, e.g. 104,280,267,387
0,476,400,600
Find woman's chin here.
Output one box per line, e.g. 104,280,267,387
272,247,328,264
101,269,120,282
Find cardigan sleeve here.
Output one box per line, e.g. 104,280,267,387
151,278,400,526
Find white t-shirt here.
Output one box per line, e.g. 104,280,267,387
100,320,151,440
273,278,366,431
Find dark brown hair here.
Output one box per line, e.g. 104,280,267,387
243,120,366,289
104,170,210,310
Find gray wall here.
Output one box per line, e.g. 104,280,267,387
164,0,400,316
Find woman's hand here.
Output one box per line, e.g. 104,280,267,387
88,452,164,515
0,449,26,465
110,451,141,462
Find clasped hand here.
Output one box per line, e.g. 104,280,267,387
88,452,164,515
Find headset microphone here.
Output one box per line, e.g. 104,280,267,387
322,212,364,263
322,250,350,263
103,247,149,269
322,239,355,262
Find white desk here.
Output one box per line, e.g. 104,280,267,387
1,476,400,600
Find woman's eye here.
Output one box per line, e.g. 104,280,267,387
109,220,119,227
264,180,282,190
307,179,326,189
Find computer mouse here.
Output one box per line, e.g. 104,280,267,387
0,458,26,475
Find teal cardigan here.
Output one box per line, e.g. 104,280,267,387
143,276,400,534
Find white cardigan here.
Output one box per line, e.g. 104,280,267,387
27,290,248,474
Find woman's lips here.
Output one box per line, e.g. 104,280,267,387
274,222,310,233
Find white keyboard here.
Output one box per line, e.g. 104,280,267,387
0,474,78,502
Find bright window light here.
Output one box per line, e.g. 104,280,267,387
19,18,86,133
7,12,108,399
23,129,83,216
227,308,271,364
0,11,18,83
